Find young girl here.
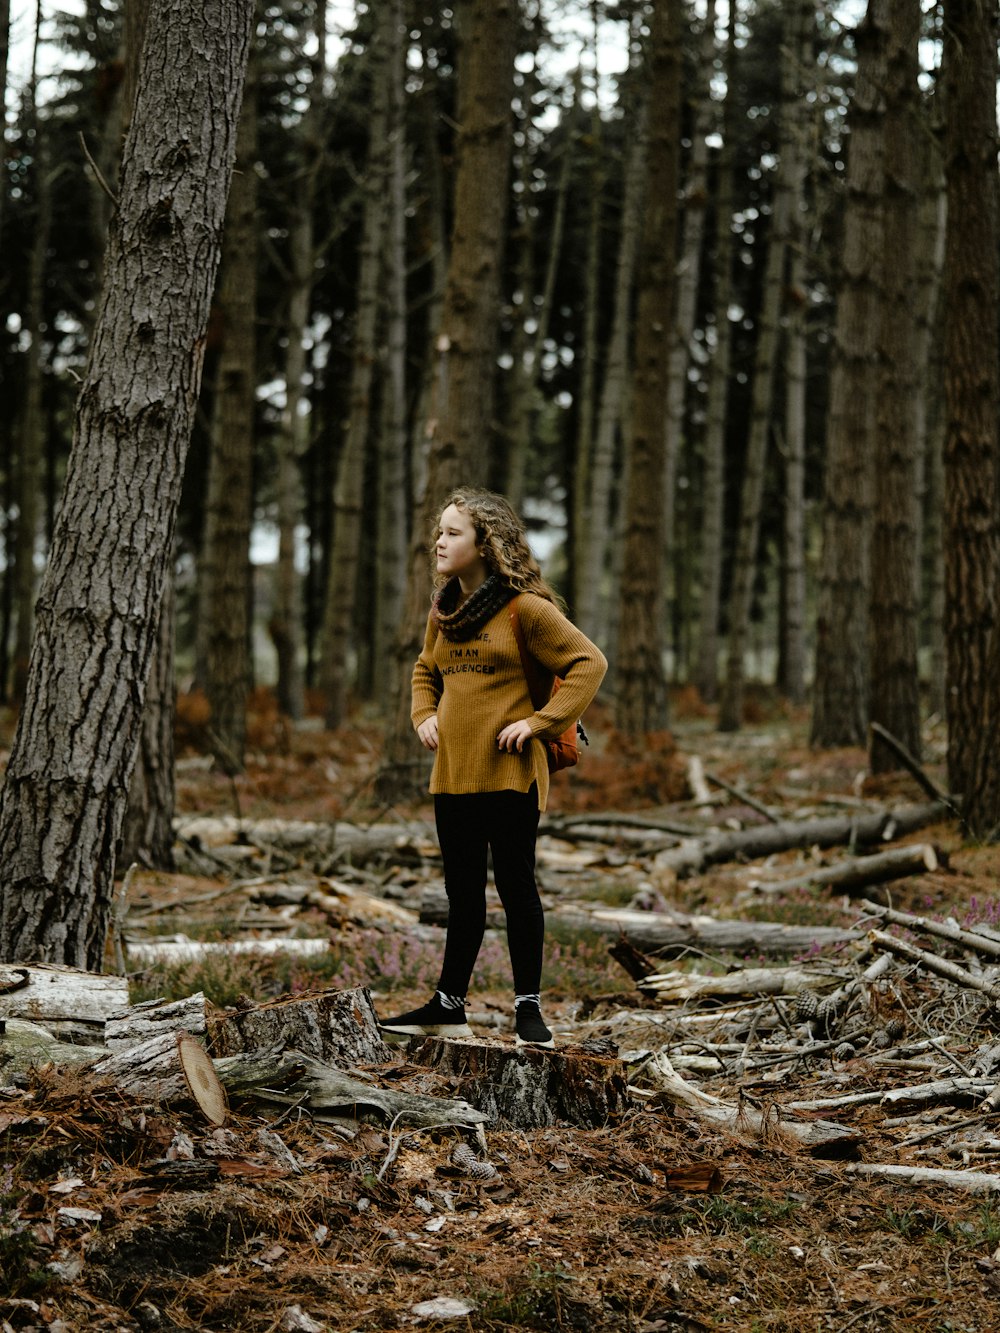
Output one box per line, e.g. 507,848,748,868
379,488,607,1047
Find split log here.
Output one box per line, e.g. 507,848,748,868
632,1050,858,1154
0,964,130,1042
846,1162,1000,1194
104,992,219,1052
751,844,941,896
410,1036,630,1130
638,965,840,1002
247,879,417,928
865,929,1000,1004
653,801,950,877
207,986,392,1067
0,1018,104,1076
859,899,1000,961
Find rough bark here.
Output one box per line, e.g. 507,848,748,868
718,0,810,732
0,0,9,248
575,97,645,643
197,52,258,775
120,565,176,870
377,0,518,797
272,5,326,722
810,0,887,747
615,0,681,735
868,0,923,775
0,0,254,968
945,1,1000,830
413,1036,630,1130
694,1,737,703
372,0,408,704
206,986,393,1067
321,5,391,729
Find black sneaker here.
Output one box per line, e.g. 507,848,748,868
515,1002,554,1048
379,996,473,1041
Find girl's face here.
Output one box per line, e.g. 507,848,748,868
436,503,487,586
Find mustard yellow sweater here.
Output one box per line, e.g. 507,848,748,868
411,593,608,810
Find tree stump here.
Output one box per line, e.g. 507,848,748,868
206,986,392,1066
410,1036,630,1129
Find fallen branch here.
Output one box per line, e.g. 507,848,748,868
847,1162,1000,1194
703,768,779,823
638,965,839,1002
868,722,958,812
866,929,1000,1004
859,899,1000,961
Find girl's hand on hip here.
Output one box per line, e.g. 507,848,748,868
497,719,535,753
416,716,439,750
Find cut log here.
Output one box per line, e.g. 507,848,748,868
89,1029,213,1104
0,964,130,1042
207,986,393,1067
174,816,436,873
751,844,941,896
410,1036,630,1129
632,1050,858,1155
562,907,860,959
247,879,417,928
104,992,218,1052
653,801,950,877
125,937,330,965
0,1018,104,1076
177,1031,229,1125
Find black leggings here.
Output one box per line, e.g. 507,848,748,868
434,787,543,999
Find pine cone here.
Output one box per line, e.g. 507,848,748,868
795,991,819,1022
834,1041,856,1061
451,1142,499,1180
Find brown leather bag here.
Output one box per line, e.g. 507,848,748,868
509,598,580,773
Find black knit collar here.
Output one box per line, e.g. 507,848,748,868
432,575,513,641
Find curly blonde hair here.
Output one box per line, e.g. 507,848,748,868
433,488,561,605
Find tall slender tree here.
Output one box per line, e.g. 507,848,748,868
615,0,682,736
868,0,922,772
196,48,259,774
379,0,518,793
810,0,888,747
0,0,254,968
942,0,1000,830
719,0,812,732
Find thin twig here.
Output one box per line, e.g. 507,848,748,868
78,131,119,207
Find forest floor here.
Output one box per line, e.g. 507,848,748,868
5,690,1000,1332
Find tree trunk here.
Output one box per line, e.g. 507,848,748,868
420,0,518,486
615,0,682,736
0,0,254,969
568,89,601,575
272,7,326,723
320,6,391,730
575,95,645,644
718,0,810,732
197,52,258,774
810,0,887,747
942,0,1000,827
119,565,176,870
0,0,10,248
11,12,50,702
694,1,738,703
371,0,408,706
778,5,813,706
868,0,923,775
377,0,518,797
